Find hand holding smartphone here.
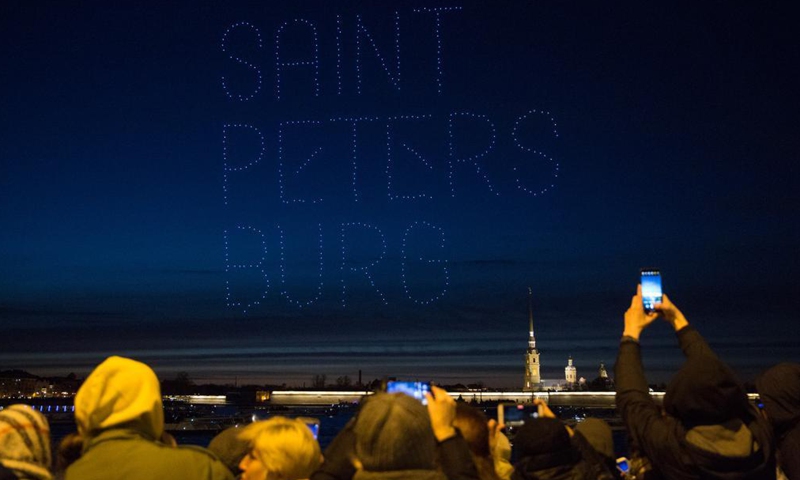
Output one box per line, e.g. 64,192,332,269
640,268,662,312
386,381,432,405
616,457,629,475
498,402,539,427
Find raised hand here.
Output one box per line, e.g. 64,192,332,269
425,385,457,442
623,284,660,341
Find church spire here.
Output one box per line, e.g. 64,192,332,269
528,287,536,350
523,286,542,391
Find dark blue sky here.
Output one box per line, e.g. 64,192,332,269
1,1,797,387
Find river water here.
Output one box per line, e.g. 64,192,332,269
48,403,629,461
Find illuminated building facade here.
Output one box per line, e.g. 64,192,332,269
565,356,577,386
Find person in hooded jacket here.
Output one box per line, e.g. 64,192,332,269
615,286,776,480
574,419,622,480
511,400,615,480
756,363,800,480
64,356,233,480
312,385,479,480
311,385,479,480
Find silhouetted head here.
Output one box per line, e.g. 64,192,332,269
514,417,579,471
209,426,248,476
756,362,800,434
453,403,501,480
663,356,749,427
453,403,491,457
353,393,436,471
574,418,614,460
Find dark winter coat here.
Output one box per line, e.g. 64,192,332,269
615,326,776,480
756,363,800,480
511,430,615,480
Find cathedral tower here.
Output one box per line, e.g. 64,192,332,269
565,356,577,386
523,287,542,391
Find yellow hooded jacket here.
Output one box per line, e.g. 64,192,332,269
65,356,233,480
74,355,164,440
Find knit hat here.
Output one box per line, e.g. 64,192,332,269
74,356,164,440
663,356,749,427
354,393,436,471
208,426,248,475
574,418,614,459
0,404,53,480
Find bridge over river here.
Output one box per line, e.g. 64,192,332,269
268,390,663,407
268,390,760,407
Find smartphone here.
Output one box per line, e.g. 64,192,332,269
297,417,320,439
386,381,431,405
498,402,539,427
616,457,629,474
640,268,662,312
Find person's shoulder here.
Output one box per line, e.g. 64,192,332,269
156,443,228,466
174,443,228,461
65,440,233,480
168,445,234,479
746,408,778,452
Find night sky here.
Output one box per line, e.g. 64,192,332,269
1,1,797,388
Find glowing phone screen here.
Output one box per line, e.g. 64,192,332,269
641,270,662,312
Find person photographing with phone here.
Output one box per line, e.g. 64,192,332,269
311,385,480,480
615,282,776,480
509,399,615,480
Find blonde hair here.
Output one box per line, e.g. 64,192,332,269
239,417,321,480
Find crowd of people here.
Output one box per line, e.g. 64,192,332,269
1,287,798,480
